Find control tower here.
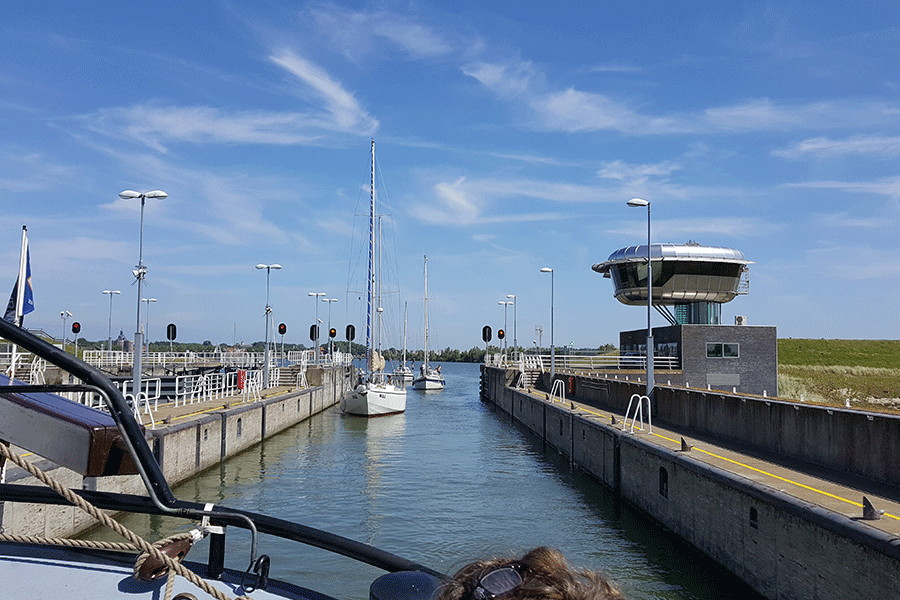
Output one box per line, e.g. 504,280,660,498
592,242,776,395
591,242,752,326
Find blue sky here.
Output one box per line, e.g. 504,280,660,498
2,2,898,351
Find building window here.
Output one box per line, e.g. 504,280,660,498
707,342,739,358
236,418,242,437
659,467,669,499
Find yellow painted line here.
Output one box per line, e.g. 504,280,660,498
554,396,900,523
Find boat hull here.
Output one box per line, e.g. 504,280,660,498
342,382,407,416
412,374,445,391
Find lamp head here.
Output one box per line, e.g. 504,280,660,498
627,198,649,207
270,264,282,270
540,267,553,273
256,264,267,270
119,190,141,199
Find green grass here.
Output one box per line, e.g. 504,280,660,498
778,338,900,368
777,339,900,411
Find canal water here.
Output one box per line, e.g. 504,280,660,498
96,362,761,599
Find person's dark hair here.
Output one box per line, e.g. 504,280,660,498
436,547,624,600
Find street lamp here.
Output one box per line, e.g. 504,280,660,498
120,189,167,399
498,301,513,355
540,267,554,378
142,298,157,353
60,310,72,352
308,292,326,363
256,263,282,388
102,290,121,352
628,197,654,399
506,294,517,359
323,298,338,358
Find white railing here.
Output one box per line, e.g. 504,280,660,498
483,352,680,371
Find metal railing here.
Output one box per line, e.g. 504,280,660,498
484,352,680,371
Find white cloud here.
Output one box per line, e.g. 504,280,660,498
773,135,900,159
306,4,454,61
269,49,378,133
783,177,900,201
598,160,681,183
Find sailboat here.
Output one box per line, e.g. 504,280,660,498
341,140,407,416
393,301,414,384
412,256,445,391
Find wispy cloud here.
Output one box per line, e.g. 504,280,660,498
464,59,900,136
269,49,378,133
305,4,455,61
78,50,376,151
783,177,900,201
773,135,900,159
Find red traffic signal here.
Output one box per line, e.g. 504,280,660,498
278,323,287,335
498,329,505,340
71,322,81,334
329,327,336,339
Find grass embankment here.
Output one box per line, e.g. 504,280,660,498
778,339,900,411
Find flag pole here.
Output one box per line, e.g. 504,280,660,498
7,226,27,381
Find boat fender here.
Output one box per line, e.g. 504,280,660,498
567,376,575,395
369,571,443,600
134,533,195,581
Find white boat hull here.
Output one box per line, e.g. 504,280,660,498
342,381,407,416
412,372,445,390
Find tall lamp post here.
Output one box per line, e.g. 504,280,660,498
142,298,157,353
308,292,326,363
102,290,121,352
60,310,72,353
540,267,554,378
256,263,282,389
120,189,167,399
498,300,513,355
323,297,338,358
506,294,517,359
628,197,654,399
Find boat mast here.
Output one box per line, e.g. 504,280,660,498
402,301,408,365
366,139,375,371
423,255,429,369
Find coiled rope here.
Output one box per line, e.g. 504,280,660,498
0,443,252,600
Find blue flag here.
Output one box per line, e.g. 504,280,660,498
4,248,34,324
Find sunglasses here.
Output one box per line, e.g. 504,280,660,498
471,566,524,600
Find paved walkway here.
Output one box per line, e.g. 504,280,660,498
137,386,298,427
534,390,900,539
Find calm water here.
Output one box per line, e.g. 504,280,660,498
94,362,761,600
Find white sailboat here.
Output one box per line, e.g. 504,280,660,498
412,256,445,391
393,301,414,384
341,140,407,416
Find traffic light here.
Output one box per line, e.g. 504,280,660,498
166,323,177,341
498,329,505,340
309,324,319,342
71,322,81,335
278,323,287,335
482,325,492,343
329,327,336,339
345,324,356,341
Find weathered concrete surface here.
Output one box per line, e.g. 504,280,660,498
486,366,900,600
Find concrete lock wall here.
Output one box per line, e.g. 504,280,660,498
563,371,900,490
485,366,900,600
0,366,349,538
